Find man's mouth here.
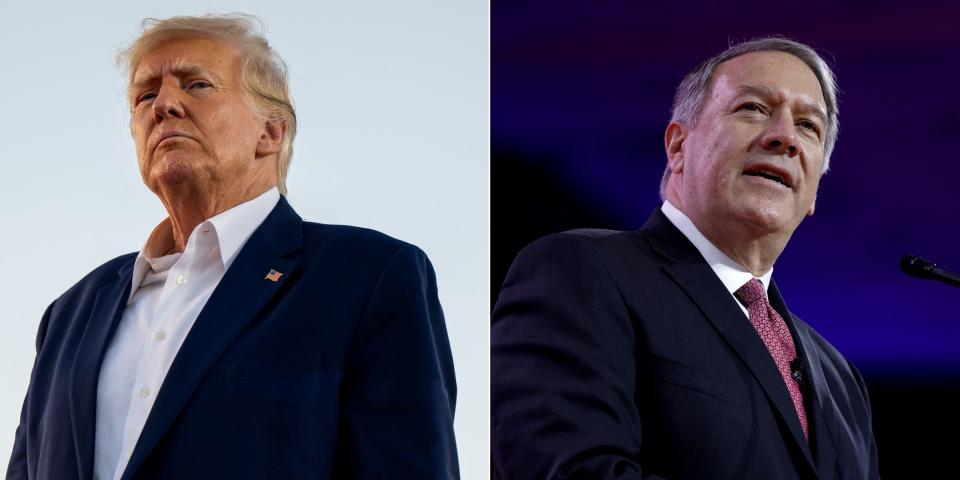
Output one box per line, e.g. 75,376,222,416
743,165,793,189
153,130,193,152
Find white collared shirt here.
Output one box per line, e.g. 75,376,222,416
93,188,280,480
660,200,772,317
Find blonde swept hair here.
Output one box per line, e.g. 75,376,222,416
118,13,297,195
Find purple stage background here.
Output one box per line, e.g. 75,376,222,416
493,0,959,475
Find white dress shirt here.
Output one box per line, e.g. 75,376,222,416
660,201,772,317
94,188,280,480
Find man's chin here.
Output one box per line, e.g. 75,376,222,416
737,202,804,236
145,158,197,193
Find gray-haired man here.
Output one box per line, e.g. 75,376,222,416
492,37,879,479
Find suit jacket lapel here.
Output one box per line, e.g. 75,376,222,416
69,257,136,480
640,208,818,476
120,197,303,480
787,310,842,480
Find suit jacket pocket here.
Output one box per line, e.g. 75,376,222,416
645,353,743,406
225,348,325,384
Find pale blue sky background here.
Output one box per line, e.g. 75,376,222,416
0,0,488,476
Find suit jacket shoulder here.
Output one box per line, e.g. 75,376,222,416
51,252,137,307
500,227,655,290
299,221,426,269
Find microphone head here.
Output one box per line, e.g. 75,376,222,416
901,255,936,279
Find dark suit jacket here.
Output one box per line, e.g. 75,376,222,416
7,197,458,480
491,208,879,479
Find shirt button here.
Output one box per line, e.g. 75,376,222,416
139,387,151,398
176,274,187,285
155,331,167,341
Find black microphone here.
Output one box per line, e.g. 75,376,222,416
900,255,960,288
790,357,805,387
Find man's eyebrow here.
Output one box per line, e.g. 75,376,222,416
733,84,828,124
131,63,223,90
795,101,828,125
733,85,775,101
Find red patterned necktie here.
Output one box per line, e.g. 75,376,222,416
734,278,808,441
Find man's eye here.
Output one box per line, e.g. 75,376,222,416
740,103,763,113
798,120,820,133
189,81,212,89
136,92,156,104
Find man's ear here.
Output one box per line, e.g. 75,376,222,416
256,117,286,157
664,121,687,174
807,193,817,216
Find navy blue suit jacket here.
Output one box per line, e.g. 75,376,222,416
8,197,458,479
491,209,879,479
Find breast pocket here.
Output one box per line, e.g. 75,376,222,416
645,353,744,406
224,348,328,404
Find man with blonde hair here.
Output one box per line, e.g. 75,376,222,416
8,14,458,480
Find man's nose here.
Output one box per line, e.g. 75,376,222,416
760,112,799,157
152,82,185,122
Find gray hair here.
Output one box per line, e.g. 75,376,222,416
659,37,839,200
118,13,297,195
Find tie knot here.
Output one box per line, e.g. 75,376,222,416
735,278,766,307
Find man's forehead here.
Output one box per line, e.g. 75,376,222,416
131,37,235,86
711,51,826,109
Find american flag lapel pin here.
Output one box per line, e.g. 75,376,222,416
264,269,283,282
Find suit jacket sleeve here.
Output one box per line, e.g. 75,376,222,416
848,358,881,478
492,233,665,480
334,244,459,479
7,301,55,480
